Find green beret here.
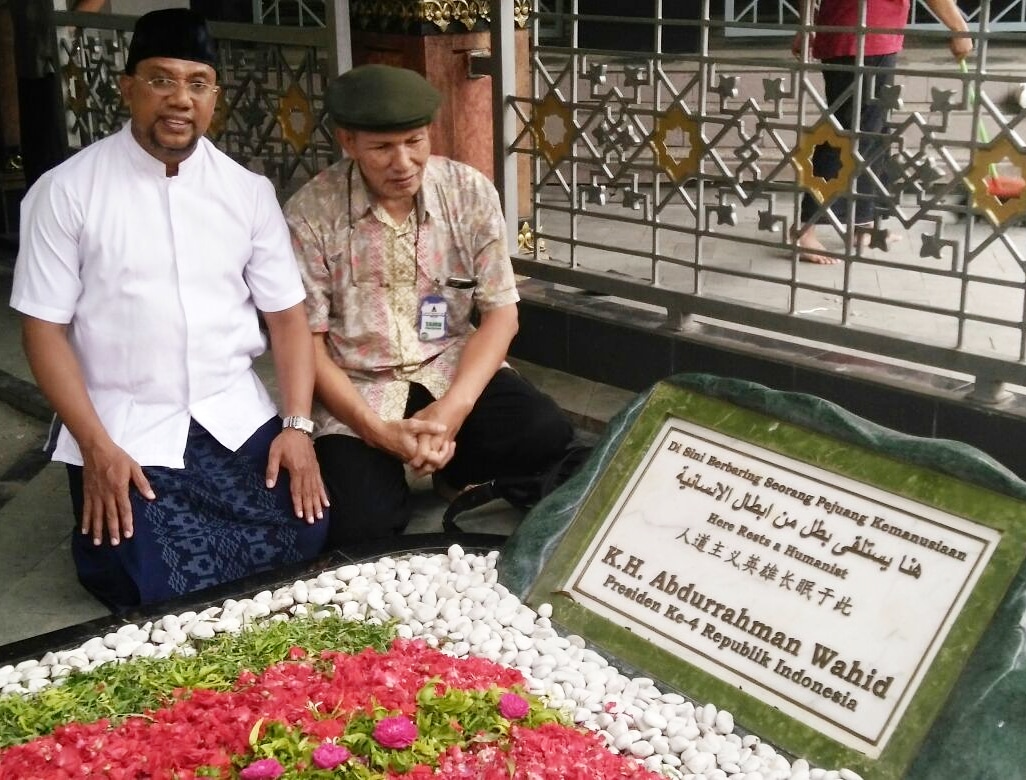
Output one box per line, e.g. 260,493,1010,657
326,65,441,131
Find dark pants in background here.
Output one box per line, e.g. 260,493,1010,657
801,53,897,227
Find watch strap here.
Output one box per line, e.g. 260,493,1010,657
282,415,314,435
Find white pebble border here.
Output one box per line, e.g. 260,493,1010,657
0,546,860,780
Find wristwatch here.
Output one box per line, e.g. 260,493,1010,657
282,415,314,435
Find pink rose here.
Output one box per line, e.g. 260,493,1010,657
312,742,352,769
372,715,418,748
498,693,530,720
240,757,285,780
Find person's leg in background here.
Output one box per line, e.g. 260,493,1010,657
846,53,898,240
795,58,855,265
795,54,898,263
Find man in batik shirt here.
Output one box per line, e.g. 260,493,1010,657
285,64,573,547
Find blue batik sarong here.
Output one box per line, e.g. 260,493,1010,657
68,416,328,610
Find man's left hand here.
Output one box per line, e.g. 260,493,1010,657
266,429,329,523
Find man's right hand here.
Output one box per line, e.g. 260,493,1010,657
949,35,973,61
370,418,450,473
81,441,155,546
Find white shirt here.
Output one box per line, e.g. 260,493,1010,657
11,124,305,467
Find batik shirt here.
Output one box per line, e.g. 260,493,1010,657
284,156,519,438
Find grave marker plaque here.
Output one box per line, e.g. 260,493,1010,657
519,379,1026,779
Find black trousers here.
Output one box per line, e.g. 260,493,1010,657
801,53,897,226
315,367,574,547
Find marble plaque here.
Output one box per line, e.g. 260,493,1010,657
516,379,1026,780
563,417,999,758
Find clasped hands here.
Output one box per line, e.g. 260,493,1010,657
377,397,469,478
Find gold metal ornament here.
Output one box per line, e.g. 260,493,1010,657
793,120,856,206
63,60,88,116
650,104,704,183
530,91,573,167
350,1,528,33
962,137,1026,228
517,221,534,251
277,83,315,154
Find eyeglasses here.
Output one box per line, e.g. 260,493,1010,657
135,76,220,99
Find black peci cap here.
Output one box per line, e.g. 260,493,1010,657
125,8,218,74
326,64,441,131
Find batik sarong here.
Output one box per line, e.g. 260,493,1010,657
67,417,328,610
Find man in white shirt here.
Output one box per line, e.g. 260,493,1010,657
10,8,328,610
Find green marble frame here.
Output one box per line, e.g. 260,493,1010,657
525,381,1026,780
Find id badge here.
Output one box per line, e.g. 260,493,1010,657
419,294,448,341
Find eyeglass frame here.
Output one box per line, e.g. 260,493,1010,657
133,75,221,99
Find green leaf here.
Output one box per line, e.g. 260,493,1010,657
0,615,396,748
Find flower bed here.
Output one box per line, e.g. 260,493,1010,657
0,637,661,778
0,546,851,780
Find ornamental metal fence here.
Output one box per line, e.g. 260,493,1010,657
51,9,340,199
506,0,1026,401
43,2,1026,400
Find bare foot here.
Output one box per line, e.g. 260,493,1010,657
857,230,902,251
794,228,842,265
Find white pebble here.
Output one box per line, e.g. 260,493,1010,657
189,623,215,640
629,740,654,758
685,751,715,774
335,564,360,580
643,755,663,772
307,587,334,606
243,602,271,620
714,709,734,734
114,640,141,658
642,710,668,730
213,617,242,634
